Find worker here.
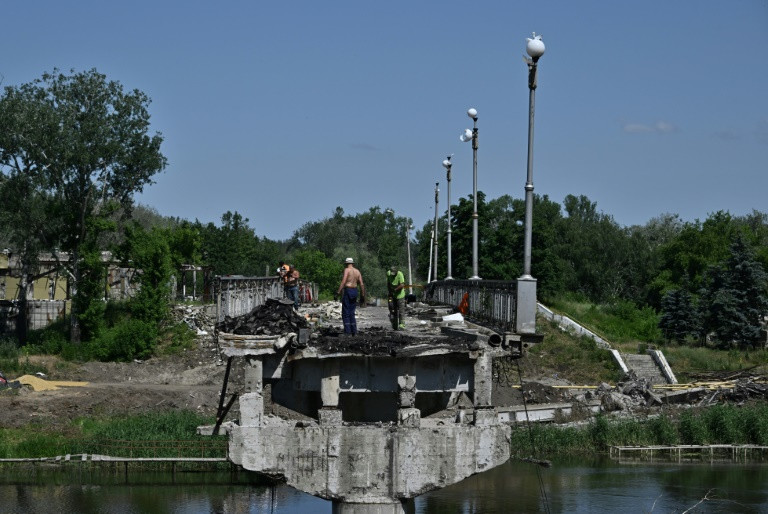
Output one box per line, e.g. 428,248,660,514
337,257,365,335
387,264,406,330
284,265,300,309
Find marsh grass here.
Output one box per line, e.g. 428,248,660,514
511,405,768,456
0,411,226,459
658,346,768,381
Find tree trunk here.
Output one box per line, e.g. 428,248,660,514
69,249,81,344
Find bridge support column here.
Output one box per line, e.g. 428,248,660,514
473,352,492,408
240,357,264,426
320,360,341,426
516,276,537,334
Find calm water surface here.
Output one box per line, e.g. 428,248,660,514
1,459,766,513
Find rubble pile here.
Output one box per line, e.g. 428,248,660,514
693,378,768,406
314,326,421,356
172,304,216,336
216,298,309,335
519,382,571,404
578,373,664,412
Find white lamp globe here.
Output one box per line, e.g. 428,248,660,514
467,108,477,119
526,34,545,59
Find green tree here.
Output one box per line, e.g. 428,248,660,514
200,211,279,276
699,236,768,349
0,69,167,343
556,194,630,302
124,224,173,326
659,286,700,344
293,249,343,298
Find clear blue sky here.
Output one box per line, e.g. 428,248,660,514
3,1,767,240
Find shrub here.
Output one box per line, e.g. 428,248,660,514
86,319,157,362
649,415,678,445
679,409,708,444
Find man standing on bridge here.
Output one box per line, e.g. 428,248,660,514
337,257,365,335
387,264,406,330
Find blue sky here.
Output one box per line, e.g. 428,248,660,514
3,1,767,240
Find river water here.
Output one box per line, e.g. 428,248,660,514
1,458,766,513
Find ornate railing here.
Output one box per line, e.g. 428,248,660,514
214,276,318,322
423,279,517,333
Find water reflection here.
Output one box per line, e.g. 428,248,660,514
0,459,766,513
416,458,768,513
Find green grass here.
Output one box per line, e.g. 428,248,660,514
545,296,661,344
0,411,226,459
658,346,768,381
0,337,49,376
523,317,624,385
510,405,768,457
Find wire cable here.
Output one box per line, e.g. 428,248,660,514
516,358,551,514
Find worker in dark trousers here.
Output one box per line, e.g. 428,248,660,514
337,257,365,335
284,265,300,309
387,264,406,330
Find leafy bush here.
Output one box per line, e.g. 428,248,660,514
648,415,678,445
86,319,157,362
25,321,69,355
156,322,197,356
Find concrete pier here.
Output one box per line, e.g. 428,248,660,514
219,306,513,507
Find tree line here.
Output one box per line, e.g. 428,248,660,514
1,69,766,358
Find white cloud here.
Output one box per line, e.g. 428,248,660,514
622,120,677,134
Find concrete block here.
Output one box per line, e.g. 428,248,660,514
319,407,343,426
473,407,498,426
244,357,263,393
516,277,537,334
239,392,264,426
397,408,421,427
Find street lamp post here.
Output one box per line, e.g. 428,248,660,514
432,182,439,282
386,208,414,295
442,156,453,280
461,108,481,280
517,32,545,334
405,221,413,294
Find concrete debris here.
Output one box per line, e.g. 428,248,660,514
172,304,216,337
216,298,309,335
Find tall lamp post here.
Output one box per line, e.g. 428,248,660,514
442,156,453,280
386,208,414,295
460,108,481,280
517,32,545,334
432,182,439,282
405,221,413,294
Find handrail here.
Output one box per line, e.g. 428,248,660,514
423,279,517,333
214,276,319,322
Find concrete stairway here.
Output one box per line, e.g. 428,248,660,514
622,353,668,385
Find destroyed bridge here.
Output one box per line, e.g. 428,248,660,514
205,275,544,513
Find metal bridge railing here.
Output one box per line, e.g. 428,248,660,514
423,279,518,333
214,276,319,322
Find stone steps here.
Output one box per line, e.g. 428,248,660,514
622,353,668,385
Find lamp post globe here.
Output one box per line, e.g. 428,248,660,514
526,33,545,60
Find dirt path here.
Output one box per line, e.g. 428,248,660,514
0,340,234,430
